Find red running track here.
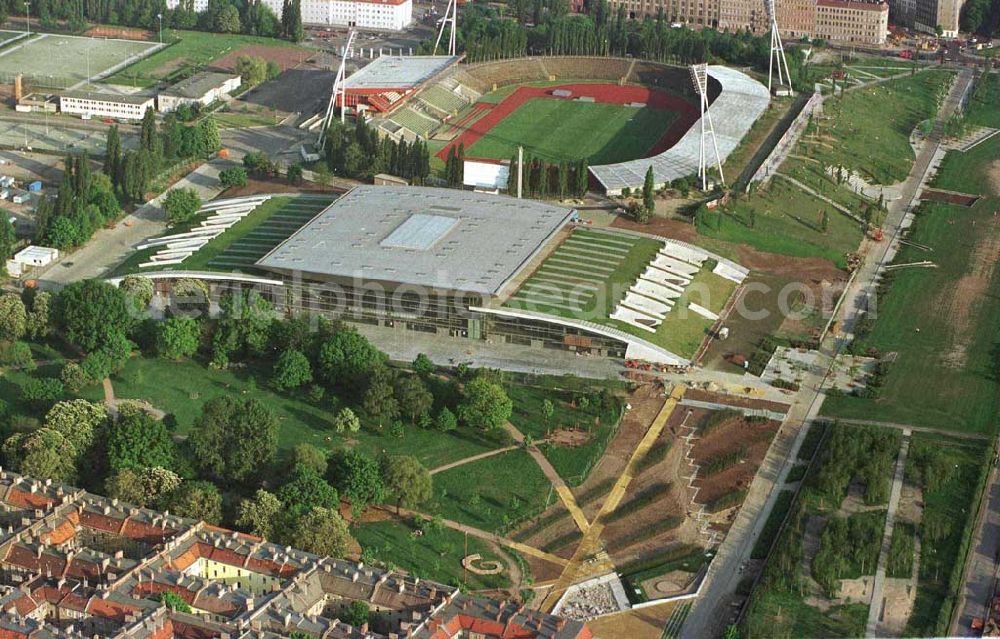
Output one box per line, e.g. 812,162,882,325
436,83,700,162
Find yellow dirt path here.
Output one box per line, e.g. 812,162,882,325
539,385,686,612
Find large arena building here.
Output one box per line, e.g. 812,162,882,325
127,186,748,369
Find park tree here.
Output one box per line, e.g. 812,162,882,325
103,125,122,178
106,405,175,472
219,166,248,188
345,601,370,628
234,55,269,87
155,591,192,614
328,448,385,510
43,399,106,455
60,362,91,393
215,3,241,32
412,353,434,377
212,289,274,365
575,157,589,195
0,215,14,274
23,291,52,340
332,407,361,434
236,489,283,538
289,443,328,476
190,397,279,483
317,330,386,389
286,507,353,556
163,187,202,225
0,293,27,341
394,375,433,423
277,463,339,519
363,366,399,423
139,107,162,168
271,348,312,390
434,407,458,432
457,376,512,431
287,163,304,185
381,455,432,512
119,275,154,312
55,280,134,351
2,428,78,483
105,467,181,508
196,117,221,157
160,481,223,524
642,165,655,219
155,316,201,360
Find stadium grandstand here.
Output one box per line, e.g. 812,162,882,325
135,187,747,369
364,57,766,195
338,54,462,115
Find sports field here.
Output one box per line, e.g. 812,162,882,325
0,33,160,88
439,83,693,165
104,30,304,88
467,97,674,165
0,30,25,46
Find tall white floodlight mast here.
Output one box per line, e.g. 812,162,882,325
765,0,792,94
318,30,358,150
434,0,458,56
689,63,723,191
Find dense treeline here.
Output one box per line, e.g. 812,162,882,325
324,119,430,184
960,0,1000,36
431,0,804,80
0,0,303,40
0,277,518,558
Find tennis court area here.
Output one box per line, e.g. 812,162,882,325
0,33,161,88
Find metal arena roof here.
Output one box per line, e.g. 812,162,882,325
589,65,770,194
343,55,461,90
256,186,575,296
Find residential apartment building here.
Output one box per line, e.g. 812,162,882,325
816,0,889,44
619,0,889,44
59,91,155,120
166,0,413,30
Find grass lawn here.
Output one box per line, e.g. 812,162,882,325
104,30,304,87
353,518,517,591
506,384,623,487
965,73,1000,128
111,195,333,276
782,156,881,214
800,69,953,184
822,138,1000,435
466,97,675,165
431,449,554,534
103,355,507,467
704,179,865,268
746,591,868,638
904,433,990,636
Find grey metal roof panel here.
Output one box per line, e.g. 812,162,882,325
256,185,574,295
343,55,461,90
590,65,770,192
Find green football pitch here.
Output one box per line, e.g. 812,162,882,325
465,97,676,165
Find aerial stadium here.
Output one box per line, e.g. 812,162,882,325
338,55,770,194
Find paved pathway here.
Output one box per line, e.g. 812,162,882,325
36,161,228,290
379,505,569,567
503,423,591,535
953,458,1000,635
866,431,912,636
428,445,520,475
539,385,686,613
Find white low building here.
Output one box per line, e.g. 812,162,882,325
6,245,58,277
166,0,412,30
59,91,155,121
158,72,242,113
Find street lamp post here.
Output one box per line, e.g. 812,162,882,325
157,14,163,44
24,2,30,36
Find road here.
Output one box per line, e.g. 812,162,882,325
954,464,1000,635
680,67,975,638
36,161,228,289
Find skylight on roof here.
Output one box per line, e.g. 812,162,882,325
380,214,459,251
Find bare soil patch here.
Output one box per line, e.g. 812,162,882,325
211,45,313,73
938,213,1000,369
220,178,343,198
689,414,781,506
920,188,980,206
85,26,151,40
683,388,790,414
548,429,590,447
